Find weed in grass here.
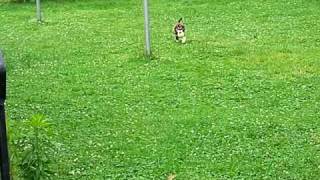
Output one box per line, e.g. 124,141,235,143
9,114,56,180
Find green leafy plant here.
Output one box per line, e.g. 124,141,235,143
10,114,55,180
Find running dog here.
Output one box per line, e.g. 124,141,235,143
173,18,186,43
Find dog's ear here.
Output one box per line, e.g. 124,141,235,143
172,24,177,34
182,24,185,32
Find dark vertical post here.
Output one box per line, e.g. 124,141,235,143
0,51,10,180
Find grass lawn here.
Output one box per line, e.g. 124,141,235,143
1,0,320,179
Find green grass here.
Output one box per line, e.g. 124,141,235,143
1,0,320,179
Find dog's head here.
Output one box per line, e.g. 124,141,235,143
174,18,185,38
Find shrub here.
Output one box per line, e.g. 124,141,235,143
10,114,56,180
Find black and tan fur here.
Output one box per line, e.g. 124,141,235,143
172,18,186,43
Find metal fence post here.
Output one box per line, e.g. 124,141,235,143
143,0,151,58
36,0,42,22
0,51,10,180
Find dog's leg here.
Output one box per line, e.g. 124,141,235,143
175,36,179,42
181,36,186,43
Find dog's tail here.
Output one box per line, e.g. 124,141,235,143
178,18,183,23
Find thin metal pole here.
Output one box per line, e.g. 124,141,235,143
143,0,151,58
36,0,42,22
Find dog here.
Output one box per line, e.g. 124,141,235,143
173,18,186,43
